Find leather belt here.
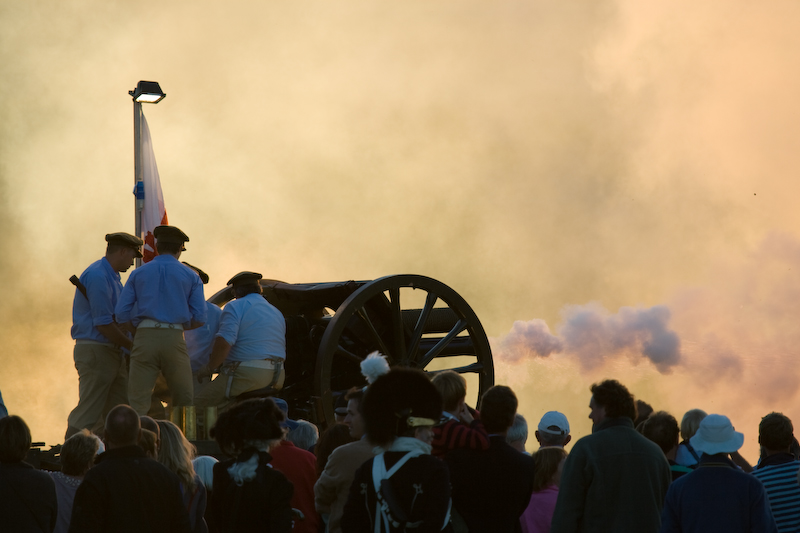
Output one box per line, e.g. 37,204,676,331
138,319,184,330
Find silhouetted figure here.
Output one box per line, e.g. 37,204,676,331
446,385,535,533
69,404,191,532
0,415,57,532
208,398,293,533
49,430,100,533
638,411,692,481
341,368,450,532
660,414,777,533
521,447,568,533
752,412,800,533
551,380,670,533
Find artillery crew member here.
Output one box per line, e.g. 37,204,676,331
194,271,286,411
65,232,143,440
115,225,206,416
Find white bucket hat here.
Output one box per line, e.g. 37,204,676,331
689,414,744,455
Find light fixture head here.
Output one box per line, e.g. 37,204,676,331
129,80,166,103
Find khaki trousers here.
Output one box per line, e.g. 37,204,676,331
128,328,193,415
67,343,128,432
194,365,285,412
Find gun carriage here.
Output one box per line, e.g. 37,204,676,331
208,274,494,428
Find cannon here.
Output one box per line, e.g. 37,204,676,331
207,274,494,429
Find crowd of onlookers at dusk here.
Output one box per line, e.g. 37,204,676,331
1,360,798,532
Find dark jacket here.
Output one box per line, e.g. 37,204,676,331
0,461,58,533
341,451,451,533
551,417,671,533
660,453,778,533
69,445,191,533
208,451,294,533
445,435,535,533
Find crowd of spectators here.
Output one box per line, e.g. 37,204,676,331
2,373,798,533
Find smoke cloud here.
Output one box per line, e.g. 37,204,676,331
499,303,680,372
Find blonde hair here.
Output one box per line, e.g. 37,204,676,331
61,429,100,476
431,371,467,413
157,420,197,489
680,409,708,441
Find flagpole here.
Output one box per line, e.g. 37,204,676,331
128,81,166,268
133,100,144,268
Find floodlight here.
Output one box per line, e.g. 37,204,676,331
129,80,166,103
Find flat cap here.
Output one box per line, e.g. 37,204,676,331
105,232,144,258
154,225,189,248
182,262,209,284
227,271,263,287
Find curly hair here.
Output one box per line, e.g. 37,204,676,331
760,412,794,451
210,398,285,456
590,380,636,421
362,368,442,447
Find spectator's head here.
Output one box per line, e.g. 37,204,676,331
680,409,707,442
634,400,654,427
61,429,100,476
532,447,568,492
138,428,158,459
535,411,572,448
0,415,31,463
104,405,140,448
639,411,680,458
193,455,219,493
479,385,518,435
140,416,161,452
211,398,285,456
157,420,197,489
759,412,794,453
506,414,528,453
287,420,319,451
334,393,349,424
690,414,744,456
589,380,636,430
344,387,366,440
362,368,442,447
431,371,467,413
315,423,354,475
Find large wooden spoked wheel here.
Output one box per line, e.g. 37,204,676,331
314,274,494,426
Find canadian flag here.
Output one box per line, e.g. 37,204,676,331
139,112,168,263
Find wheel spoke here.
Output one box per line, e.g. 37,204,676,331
407,292,438,363
355,306,392,357
428,362,484,375
335,345,365,364
388,288,408,364
417,318,468,369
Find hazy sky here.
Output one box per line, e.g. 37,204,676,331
2,1,800,457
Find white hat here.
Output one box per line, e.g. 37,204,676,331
690,414,744,455
538,411,570,436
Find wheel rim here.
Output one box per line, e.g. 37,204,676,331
314,274,494,426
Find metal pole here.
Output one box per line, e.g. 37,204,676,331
133,100,143,268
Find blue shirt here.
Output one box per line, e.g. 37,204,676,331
186,302,222,372
216,293,285,362
115,254,206,327
71,257,123,343
0,389,7,418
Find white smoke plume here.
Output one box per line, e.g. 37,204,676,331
498,303,681,373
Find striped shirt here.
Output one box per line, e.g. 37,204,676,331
752,454,800,533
